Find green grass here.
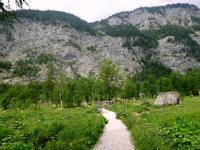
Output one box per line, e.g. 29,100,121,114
112,97,200,150
0,106,106,150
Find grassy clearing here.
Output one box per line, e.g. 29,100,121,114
112,97,200,150
0,106,106,150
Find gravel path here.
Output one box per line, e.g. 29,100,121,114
94,108,135,150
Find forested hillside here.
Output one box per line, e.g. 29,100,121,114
15,10,97,35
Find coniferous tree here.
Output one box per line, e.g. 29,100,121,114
0,0,27,24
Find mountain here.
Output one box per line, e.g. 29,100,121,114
15,10,97,35
0,3,200,83
94,3,200,30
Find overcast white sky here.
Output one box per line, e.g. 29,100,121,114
4,0,200,22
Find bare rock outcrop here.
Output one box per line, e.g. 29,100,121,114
155,92,181,106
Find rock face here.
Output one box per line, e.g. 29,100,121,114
155,36,200,72
0,21,140,78
100,3,200,30
155,92,181,105
1,20,199,82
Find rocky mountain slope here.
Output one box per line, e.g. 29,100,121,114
95,3,200,30
0,3,200,83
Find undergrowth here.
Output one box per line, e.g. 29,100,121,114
113,97,200,150
0,106,106,150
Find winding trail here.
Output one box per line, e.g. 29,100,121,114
94,108,135,150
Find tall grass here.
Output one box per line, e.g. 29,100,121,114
0,106,106,150
112,97,200,150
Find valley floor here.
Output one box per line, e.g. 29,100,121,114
0,97,200,150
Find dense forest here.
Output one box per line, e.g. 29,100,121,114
14,10,97,35
1,59,199,109
114,3,200,17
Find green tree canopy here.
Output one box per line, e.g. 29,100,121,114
99,59,121,100
0,0,27,23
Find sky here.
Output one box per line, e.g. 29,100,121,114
4,0,200,22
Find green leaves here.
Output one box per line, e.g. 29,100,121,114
1,82,42,109
103,24,142,37
113,97,200,150
99,59,121,100
0,0,27,29
161,117,200,149
0,106,106,150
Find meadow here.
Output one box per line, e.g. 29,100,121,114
112,96,200,150
0,106,106,150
